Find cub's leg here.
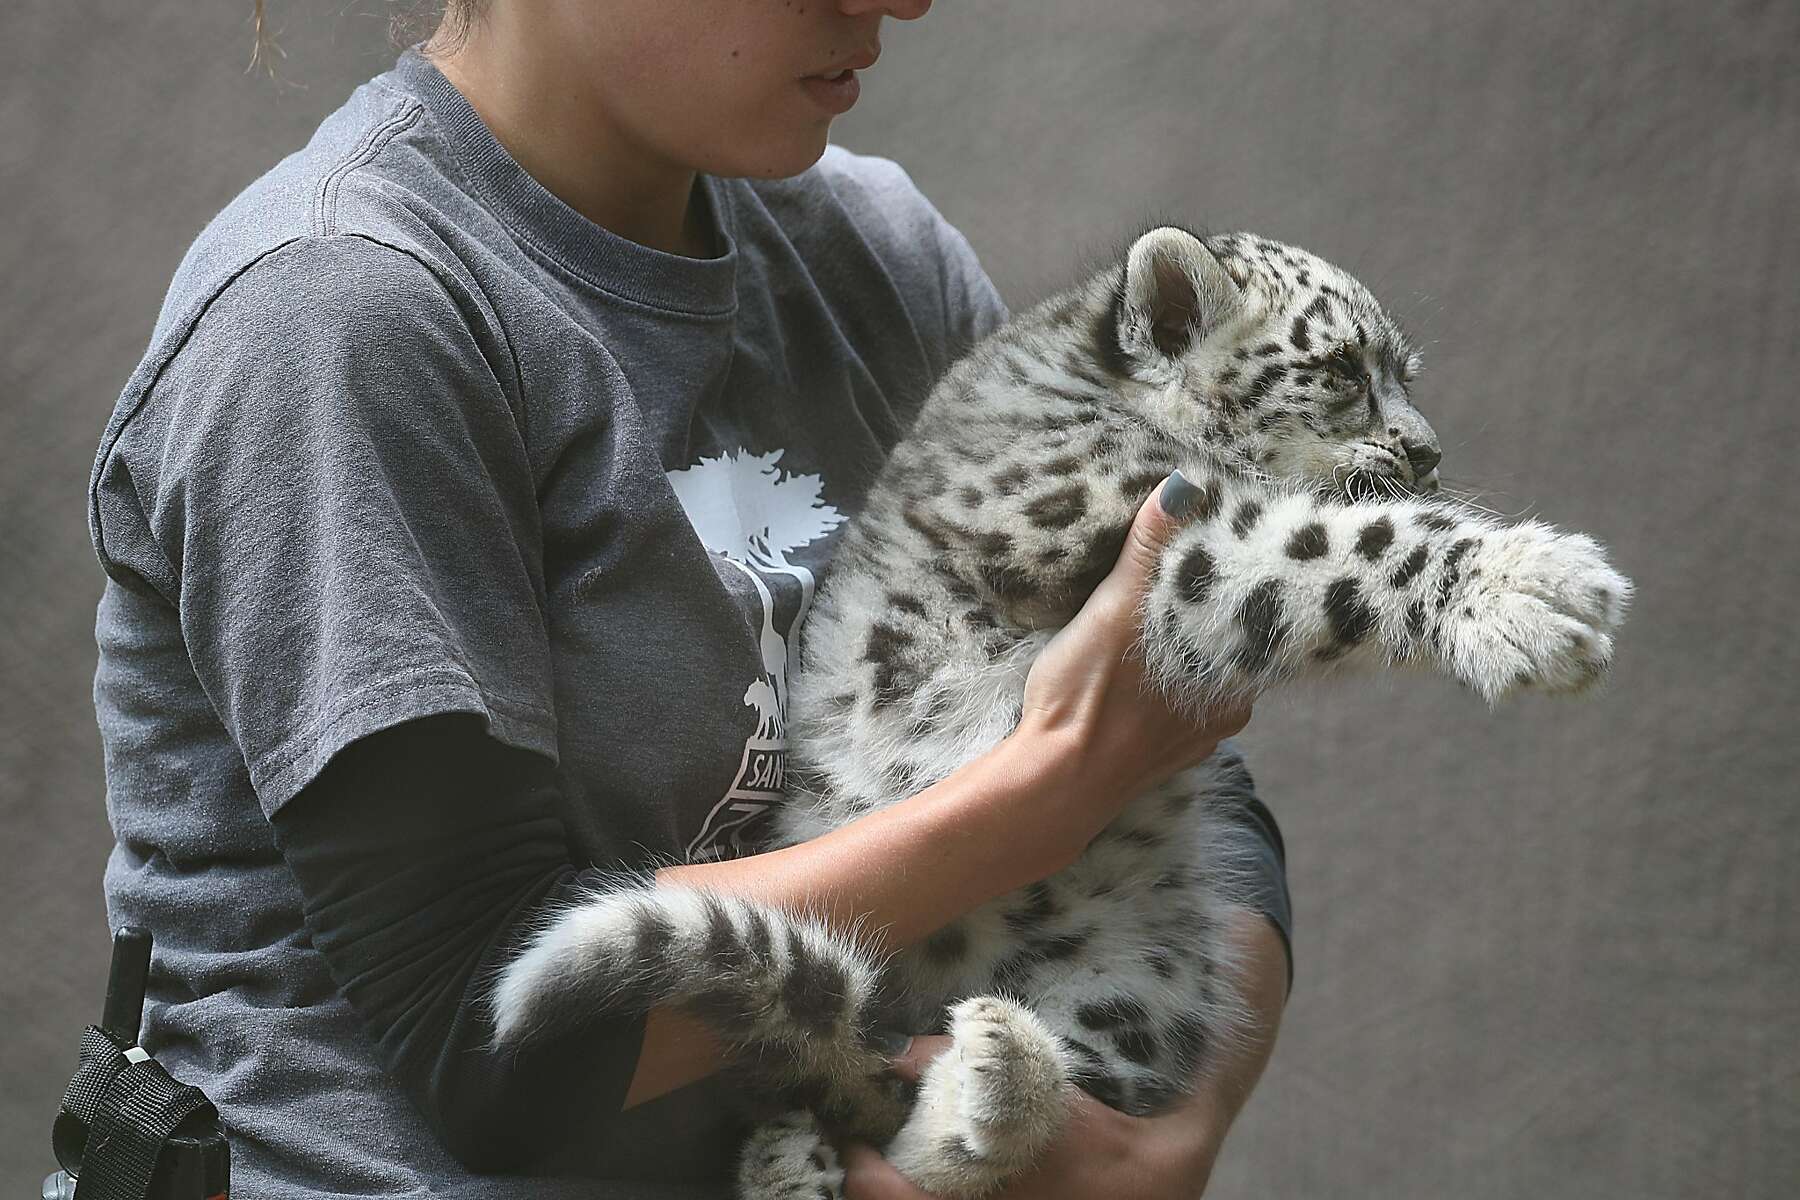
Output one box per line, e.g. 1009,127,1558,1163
883,996,1074,1199
738,1111,846,1200
1143,476,1632,705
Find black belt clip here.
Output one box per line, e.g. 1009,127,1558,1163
43,928,229,1200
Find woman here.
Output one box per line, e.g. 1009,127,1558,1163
88,2,1291,1196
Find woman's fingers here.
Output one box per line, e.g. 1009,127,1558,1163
842,1143,940,1199
883,1032,951,1082
1086,473,1196,614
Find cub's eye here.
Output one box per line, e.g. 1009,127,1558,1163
1325,345,1367,386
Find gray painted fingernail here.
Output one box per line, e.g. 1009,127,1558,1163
1160,469,1201,518
871,1029,914,1058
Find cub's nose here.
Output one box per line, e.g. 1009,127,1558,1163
1403,440,1441,479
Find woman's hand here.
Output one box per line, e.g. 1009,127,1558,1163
1010,473,1252,857
840,908,1289,1199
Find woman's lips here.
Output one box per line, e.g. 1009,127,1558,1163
800,68,862,115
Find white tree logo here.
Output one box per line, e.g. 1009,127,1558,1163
667,448,844,859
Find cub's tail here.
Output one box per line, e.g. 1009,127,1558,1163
489,884,883,1056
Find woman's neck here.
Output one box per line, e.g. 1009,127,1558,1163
426,24,713,258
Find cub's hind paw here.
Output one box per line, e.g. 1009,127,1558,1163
738,1111,844,1200
947,995,1071,1160
1447,523,1632,700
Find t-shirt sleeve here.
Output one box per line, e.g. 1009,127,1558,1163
928,204,1010,356
811,147,1010,368
1226,794,1295,995
92,232,558,813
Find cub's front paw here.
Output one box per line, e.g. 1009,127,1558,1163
1442,522,1632,701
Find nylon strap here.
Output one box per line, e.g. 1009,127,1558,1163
54,1025,217,1200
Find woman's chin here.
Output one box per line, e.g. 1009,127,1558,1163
708,127,834,181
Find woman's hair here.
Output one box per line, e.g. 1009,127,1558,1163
249,1,485,77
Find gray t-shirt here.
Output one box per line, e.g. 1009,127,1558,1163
89,47,1004,1198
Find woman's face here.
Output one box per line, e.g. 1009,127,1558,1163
536,0,934,179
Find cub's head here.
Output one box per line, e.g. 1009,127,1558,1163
1103,226,1439,498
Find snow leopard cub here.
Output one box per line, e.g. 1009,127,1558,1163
492,227,1631,1198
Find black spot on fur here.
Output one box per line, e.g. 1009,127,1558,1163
1355,516,1395,561
940,1136,983,1165
1031,930,1092,961
1176,544,1216,606
1078,996,1150,1030
781,926,849,1034
1236,580,1289,674
1004,881,1061,933
865,623,917,705
1024,484,1089,530
991,949,1044,996
1417,510,1457,533
1289,313,1312,352
1304,293,1332,322
701,898,747,975
923,923,968,965
1094,273,1131,377
1405,599,1429,640
900,502,949,551
614,906,680,1009
1390,544,1430,588
745,907,773,961
1118,466,1170,500
979,560,1036,603
1285,522,1330,560
1064,1039,1106,1070
887,592,927,618
1146,948,1176,979
1168,1012,1210,1065
1167,477,1221,523
992,463,1028,496
957,484,982,507
1245,364,1287,407
1063,525,1130,603
1114,826,1165,849
1437,537,1476,610
1231,499,1264,538
1080,1072,1129,1109
1324,577,1377,645
1114,1025,1160,1067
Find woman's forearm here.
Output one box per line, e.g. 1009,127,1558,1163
655,729,1085,948
626,731,1085,1107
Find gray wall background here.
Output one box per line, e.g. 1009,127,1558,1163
3,1,1795,1194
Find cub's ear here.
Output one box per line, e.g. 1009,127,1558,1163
1117,228,1241,363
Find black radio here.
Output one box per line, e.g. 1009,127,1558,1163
42,928,230,1200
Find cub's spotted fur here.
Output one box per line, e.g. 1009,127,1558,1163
493,228,1631,1198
